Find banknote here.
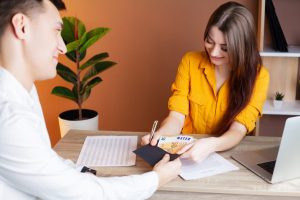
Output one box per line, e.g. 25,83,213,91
157,135,194,154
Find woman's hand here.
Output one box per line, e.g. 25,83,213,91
141,111,185,146
176,122,246,162
177,137,218,163
141,132,162,146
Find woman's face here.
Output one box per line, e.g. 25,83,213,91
204,26,229,68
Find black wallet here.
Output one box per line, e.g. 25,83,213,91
133,144,180,166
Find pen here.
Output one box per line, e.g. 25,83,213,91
149,120,158,143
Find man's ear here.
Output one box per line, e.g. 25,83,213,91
11,13,29,40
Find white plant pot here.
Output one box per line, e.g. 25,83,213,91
58,109,99,137
273,100,283,108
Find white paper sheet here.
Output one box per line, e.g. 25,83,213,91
180,153,239,180
76,136,137,167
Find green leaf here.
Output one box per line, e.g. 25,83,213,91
81,77,102,102
87,27,110,39
81,77,102,94
66,50,86,63
79,28,110,53
81,88,91,102
65,51,76,62
66,40,81,52
82,61,116,82
72,85,78,98
62,17,86,44
76,19,86,39
78,50,87,62
79,52,109,70
51,86,77,102
79,35,99,54
61,18,75,44
56,63,77,84
66,32,88,53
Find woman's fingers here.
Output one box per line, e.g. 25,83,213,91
177,142,194,155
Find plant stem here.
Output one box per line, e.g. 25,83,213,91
76,50,82,120
75,17,82,120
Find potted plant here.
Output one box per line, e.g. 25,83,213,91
52,16,116,136
273,92,285,108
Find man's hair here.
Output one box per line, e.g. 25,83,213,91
50,0,66,10
0,0,66,37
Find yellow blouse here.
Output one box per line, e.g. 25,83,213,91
168,51,270,135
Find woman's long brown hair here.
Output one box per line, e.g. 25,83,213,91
204,1,262,135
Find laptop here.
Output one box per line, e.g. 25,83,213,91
232,116,300,183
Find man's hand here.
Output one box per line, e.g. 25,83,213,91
153,154,181,187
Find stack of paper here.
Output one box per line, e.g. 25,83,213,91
77,136,137,167
180,153,239,180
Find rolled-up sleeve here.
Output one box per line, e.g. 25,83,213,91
235,67,270,133
168,53,191,115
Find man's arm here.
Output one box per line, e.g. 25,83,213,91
0,111,180,200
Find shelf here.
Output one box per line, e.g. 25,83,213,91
260,46,300,57
263,100,300,115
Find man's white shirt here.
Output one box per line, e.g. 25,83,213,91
0,67,158,200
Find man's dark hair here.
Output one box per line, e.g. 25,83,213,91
0,0,66,37
50,0,66,10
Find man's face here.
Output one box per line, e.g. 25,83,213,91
24,0,66,81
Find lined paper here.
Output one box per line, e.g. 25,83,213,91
77,136,137,166
180,153,239,180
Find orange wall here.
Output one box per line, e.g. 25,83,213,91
36,0,258,146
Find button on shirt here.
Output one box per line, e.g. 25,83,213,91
0,67,158,200
168,52,270,134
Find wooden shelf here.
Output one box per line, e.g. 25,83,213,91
260,46,300,57
263,100,300,115
256,0,300,136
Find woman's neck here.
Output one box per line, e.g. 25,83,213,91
215,64,230,93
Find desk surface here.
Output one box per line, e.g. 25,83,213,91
54,130,300,200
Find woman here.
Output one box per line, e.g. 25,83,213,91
142,1,269,162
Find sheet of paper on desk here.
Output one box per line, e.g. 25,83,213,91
180,153,239,180
76,136,137,167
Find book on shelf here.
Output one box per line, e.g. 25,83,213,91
265,0,288,52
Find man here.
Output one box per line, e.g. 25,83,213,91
0,0,181,199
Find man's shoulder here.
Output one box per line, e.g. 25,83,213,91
0,100,42,145
0,99,38,127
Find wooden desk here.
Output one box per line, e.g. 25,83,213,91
54,130,300,200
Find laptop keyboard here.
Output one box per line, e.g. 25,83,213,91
257,160,276,174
